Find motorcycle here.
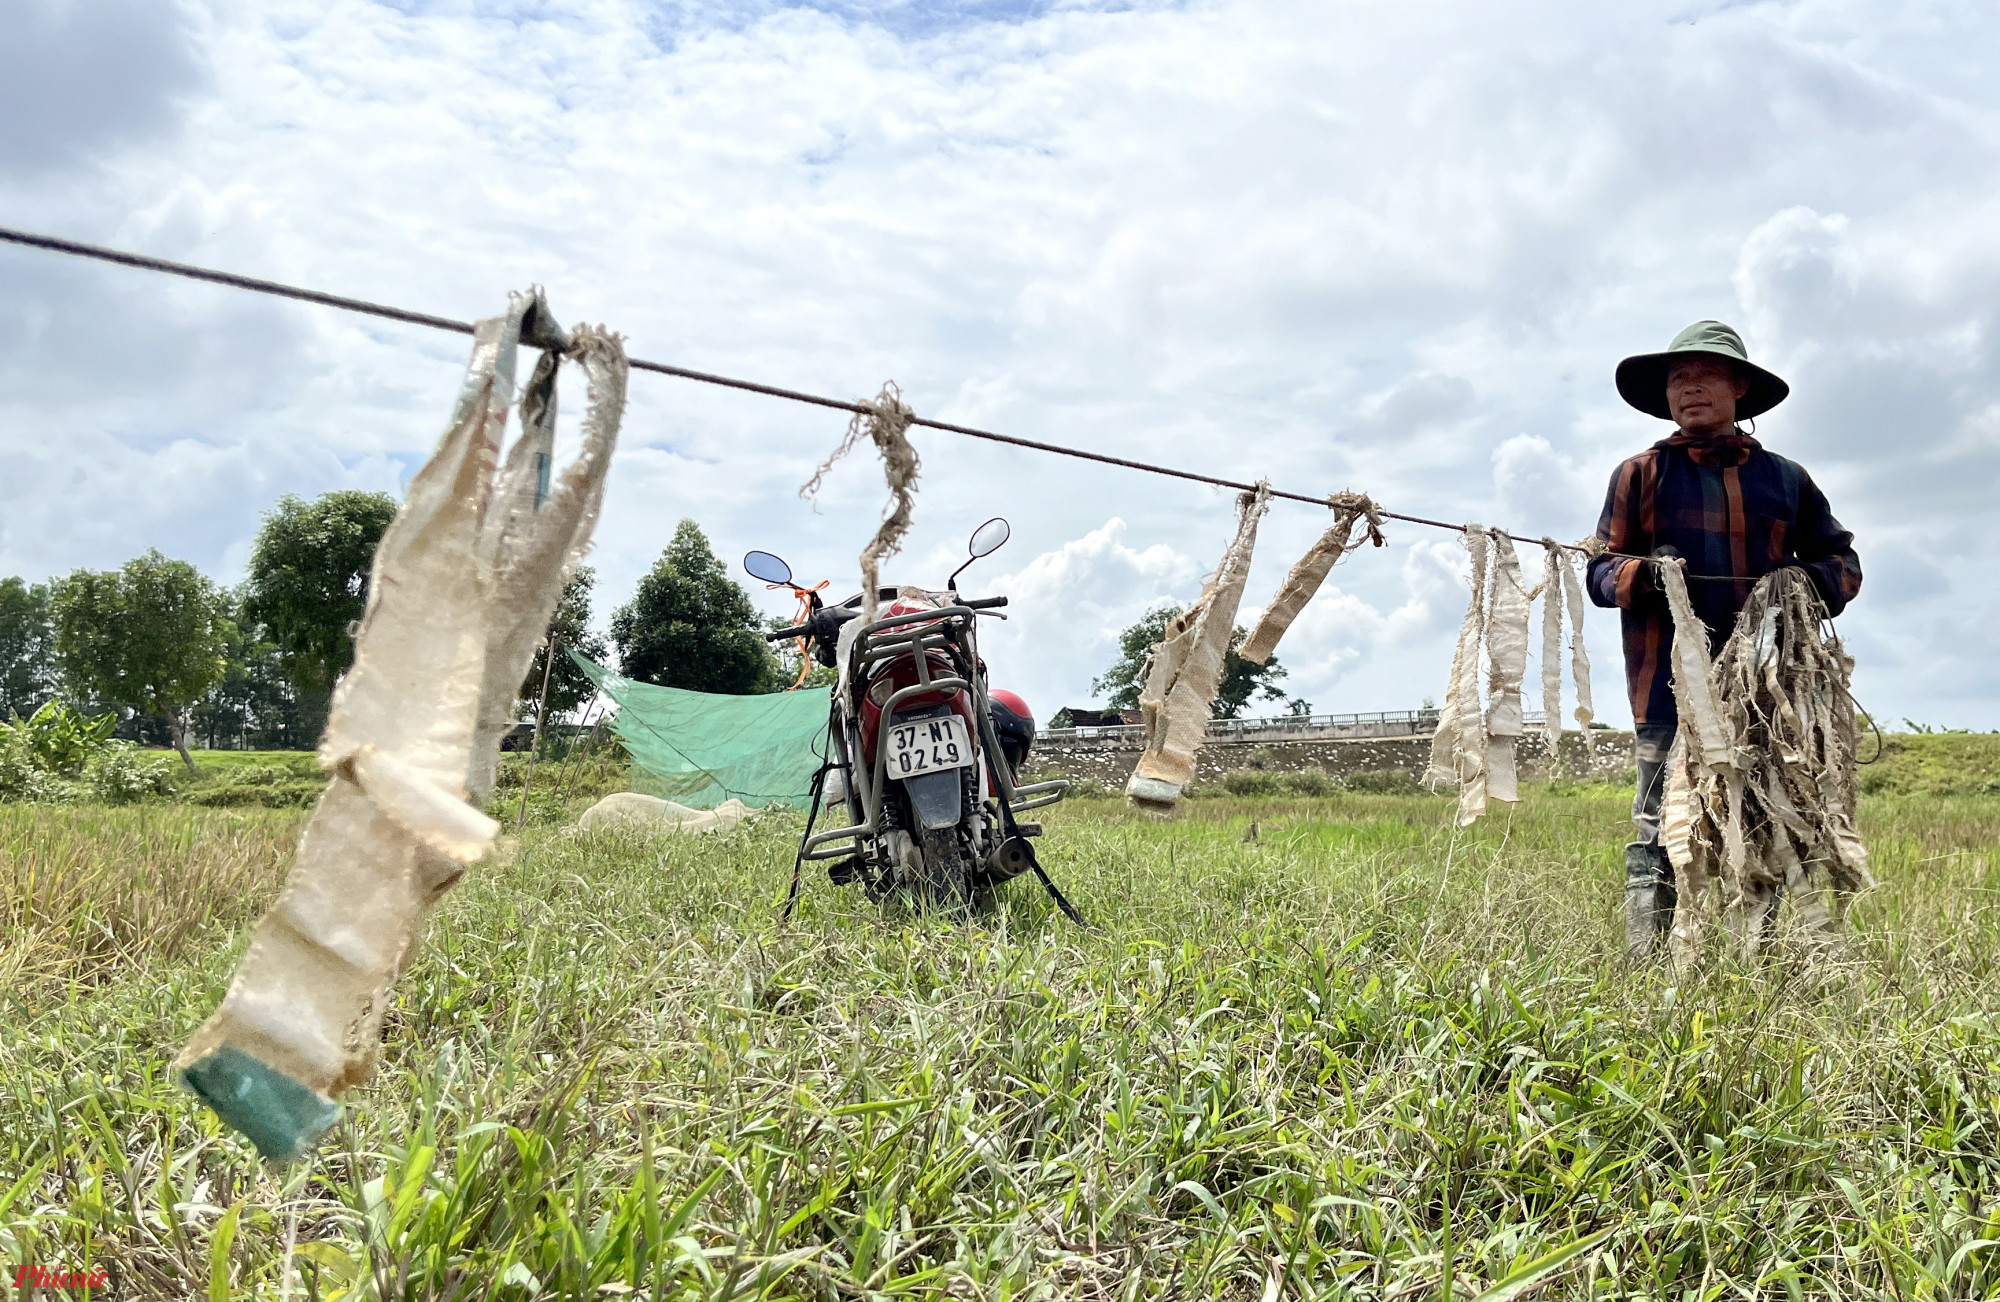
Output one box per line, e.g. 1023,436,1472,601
745,518,1083,921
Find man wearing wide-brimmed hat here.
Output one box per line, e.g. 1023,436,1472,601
1587,321,1862,961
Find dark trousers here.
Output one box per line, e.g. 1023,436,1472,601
1631,722,1677,846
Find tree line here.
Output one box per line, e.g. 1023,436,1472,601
1086,605,1296,721
0,493,801,769
0,490,1295,770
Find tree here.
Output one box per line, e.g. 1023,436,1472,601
0,577,56,720
192,590,326,751
243,491,400,704
1090,604,1291,720
51,550,230,771
1213,628,1291,719
518,567,609,720
610,520,782,695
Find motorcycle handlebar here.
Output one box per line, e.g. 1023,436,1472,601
769,599,1000,638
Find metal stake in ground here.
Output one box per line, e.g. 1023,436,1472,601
549,689,605,808
515,638,559,831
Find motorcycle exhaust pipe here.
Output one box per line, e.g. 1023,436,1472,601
984,836,1035,882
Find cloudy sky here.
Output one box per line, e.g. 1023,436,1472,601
3,0,1996,729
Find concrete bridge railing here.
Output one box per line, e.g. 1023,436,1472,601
1036,708,1561,749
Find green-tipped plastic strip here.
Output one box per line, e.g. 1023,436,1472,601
180,1045,342,1163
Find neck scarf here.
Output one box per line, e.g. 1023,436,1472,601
1661,427,1760,468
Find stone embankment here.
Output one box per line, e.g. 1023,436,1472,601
1027,730,1633,789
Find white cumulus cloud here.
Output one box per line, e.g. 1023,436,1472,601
1,0,1996,726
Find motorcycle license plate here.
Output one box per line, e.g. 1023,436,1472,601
886,716,973,777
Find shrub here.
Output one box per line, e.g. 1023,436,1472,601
7,700,116,777
85,743,175,805
1217,770,1283,797
0,701,124,804
1342,767,1423,795
1218,769,1339,798
185,779,324,809
1286,769,1339,797
0,730,65,803
0,726,31,797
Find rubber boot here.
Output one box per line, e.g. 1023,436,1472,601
1624,842,1675,962
1729,880,1784,960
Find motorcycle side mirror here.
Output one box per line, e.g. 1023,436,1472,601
968,517,1011,559
743,550,793,586
949,518,1011,591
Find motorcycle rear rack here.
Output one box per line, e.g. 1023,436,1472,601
800,603,1068,863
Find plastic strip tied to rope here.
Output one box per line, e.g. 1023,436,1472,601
174,290,628,1162
1427,527,1597,826
1238,491,1384,666
1125,484,1272,813
1540,537,1598,750
1427,526,1491,824
1124,487,1392,815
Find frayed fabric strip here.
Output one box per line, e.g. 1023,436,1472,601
1431,529,1593,823
1537,542,1566,754
1660,563,1732,768
1239,491,1383,665
801,382,919,627
1535,538,1597,766
1483,532,1531,804
1126,484,1271,813
1426,525,1490,826
176,291,627,1162
1559,541,1596,740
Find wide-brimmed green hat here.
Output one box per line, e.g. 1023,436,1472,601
1615,320,1789,421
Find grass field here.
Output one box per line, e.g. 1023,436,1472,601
5,755,2000,1298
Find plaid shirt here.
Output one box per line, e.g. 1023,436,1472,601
1586,434,1861,727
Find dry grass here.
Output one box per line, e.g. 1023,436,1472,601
4,782,2000,1298
0,804,300,1001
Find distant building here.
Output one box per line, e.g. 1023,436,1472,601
1054,706,1139,728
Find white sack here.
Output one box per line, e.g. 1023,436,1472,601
575,793,754,836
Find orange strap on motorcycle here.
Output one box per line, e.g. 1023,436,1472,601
770,579,830,690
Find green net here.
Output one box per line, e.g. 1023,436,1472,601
572,651,828,808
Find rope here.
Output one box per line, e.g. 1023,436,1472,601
0,222,1716,570
1327,490,1387,549
0,225,478,337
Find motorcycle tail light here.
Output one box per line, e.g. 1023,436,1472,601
867,675,896,707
